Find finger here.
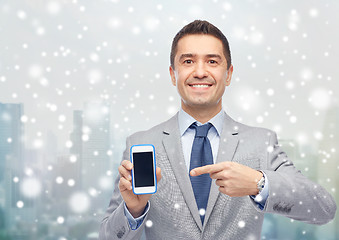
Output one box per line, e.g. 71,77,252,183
156,167,162,181
190,164,213,176
215,179,223,186
210,170,229,180
119,177,132,191
218,186,227,195
118,165,132,181
121,160,133,170
215,179,230,188
190,163,224,177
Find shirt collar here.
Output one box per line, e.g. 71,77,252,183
178,108,224,136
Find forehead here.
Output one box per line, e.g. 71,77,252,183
175,34,225,59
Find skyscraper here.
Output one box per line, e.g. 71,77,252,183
0,102,37,230
317,106,339,239
69,102,111,213
81,102,110,190
70,110,84,189
0,103,24,179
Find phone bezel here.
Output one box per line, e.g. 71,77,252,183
130,144,157,195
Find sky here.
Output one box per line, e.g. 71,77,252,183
0,0,338,152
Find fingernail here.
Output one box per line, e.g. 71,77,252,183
128,175,131,180
191,170,195,176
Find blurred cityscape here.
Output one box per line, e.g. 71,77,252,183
0,101,338,240
0,101,119,240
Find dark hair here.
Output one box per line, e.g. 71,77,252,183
170,20,232,70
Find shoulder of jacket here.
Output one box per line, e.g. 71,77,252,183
128,114,176,140
236,121,275,138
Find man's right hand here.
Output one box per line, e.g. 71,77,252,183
118,160,162,218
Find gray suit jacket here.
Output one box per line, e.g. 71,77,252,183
100,112,336,240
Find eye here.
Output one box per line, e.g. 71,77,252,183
208,60,217,64
183,59,193,64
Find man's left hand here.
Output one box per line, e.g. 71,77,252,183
190,162,263,197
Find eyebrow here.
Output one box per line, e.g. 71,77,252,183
178,53,195,62
206,54,222,60
178,53,223,62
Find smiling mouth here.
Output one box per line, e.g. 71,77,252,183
189,84,212,88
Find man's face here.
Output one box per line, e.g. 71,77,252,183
169,34,233,113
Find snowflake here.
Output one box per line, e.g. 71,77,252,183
69,192,90,213
238,220,246,228
57,216,65,224
146,220,153,228
21,177,42,198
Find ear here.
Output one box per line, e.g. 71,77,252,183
169,66,177,86
225,65,233,86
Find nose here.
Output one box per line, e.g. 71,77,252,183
192,62,208,79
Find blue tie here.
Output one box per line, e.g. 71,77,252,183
189,122,213,225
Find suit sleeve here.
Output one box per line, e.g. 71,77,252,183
260,131,336,225
99,137,147,240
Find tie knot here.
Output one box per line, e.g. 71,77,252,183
191,122,212,137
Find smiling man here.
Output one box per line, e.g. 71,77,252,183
169,34,232,123
100,20,336,240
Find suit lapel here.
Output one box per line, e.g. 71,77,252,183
162,114,203,231
203,112,240,228
161,112,241,231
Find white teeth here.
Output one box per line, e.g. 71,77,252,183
192,84,210,88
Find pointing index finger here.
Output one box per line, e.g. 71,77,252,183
190,163,224,177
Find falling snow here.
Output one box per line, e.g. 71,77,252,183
20,178,42,198
0,0,338,239
199,208,206,216
238,220,246,228
69,192,90,213
57,216,65,224
146,220,153,228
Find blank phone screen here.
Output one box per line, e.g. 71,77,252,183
133,152,155,187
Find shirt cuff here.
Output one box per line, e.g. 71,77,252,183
250,171,269,210
124,201,150,230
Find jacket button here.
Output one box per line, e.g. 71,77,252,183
117,226,126,238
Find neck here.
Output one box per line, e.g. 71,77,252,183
182,103,222,124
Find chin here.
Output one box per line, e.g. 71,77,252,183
189,101,213,108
